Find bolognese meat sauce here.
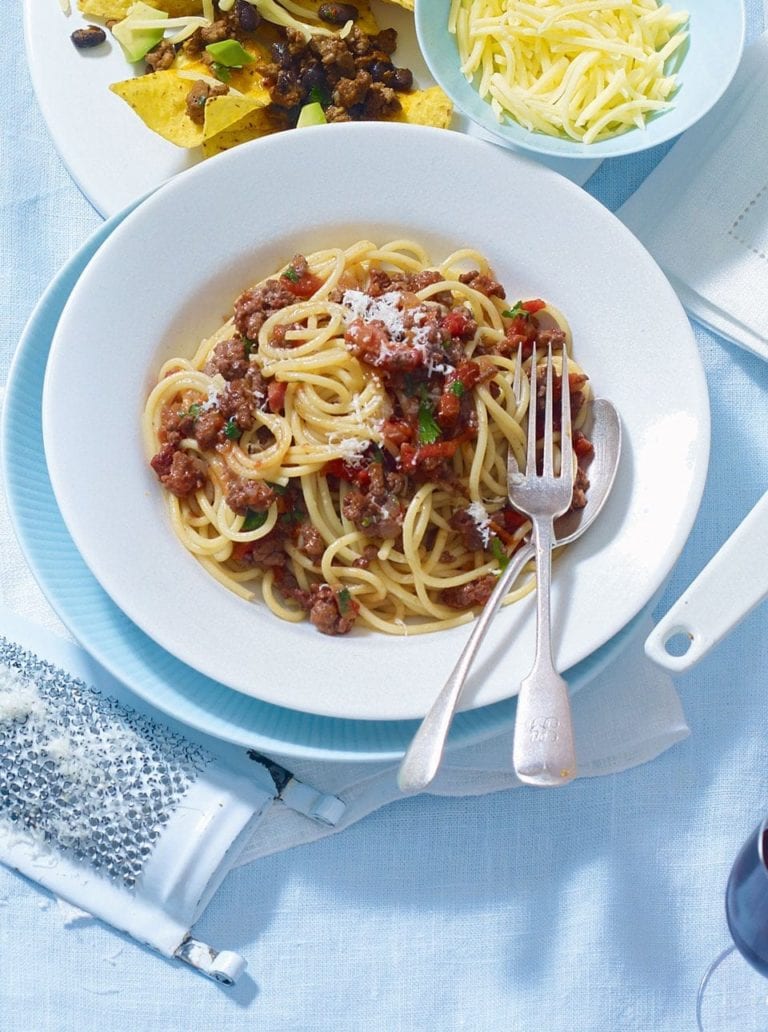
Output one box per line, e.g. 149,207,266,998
150,254,593,634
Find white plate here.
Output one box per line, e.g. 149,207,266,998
24,2,599,217
42,122,709,721
1,204,651,761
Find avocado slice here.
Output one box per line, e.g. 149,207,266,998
112,2,168,64
297,102,328,128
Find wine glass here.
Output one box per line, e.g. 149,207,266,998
697,817,768,1030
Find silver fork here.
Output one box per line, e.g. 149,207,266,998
509,343,576,787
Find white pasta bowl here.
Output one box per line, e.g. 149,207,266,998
42,122,708,721
415,0,745,159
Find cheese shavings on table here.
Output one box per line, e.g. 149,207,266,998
448,0,689,143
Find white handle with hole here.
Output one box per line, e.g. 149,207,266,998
645,490,768,672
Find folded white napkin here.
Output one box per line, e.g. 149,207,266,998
618,31,768,363
236,613,688,864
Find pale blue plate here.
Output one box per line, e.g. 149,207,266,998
415,0,745,160
2,208,648,763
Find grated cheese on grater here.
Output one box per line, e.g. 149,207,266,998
0,639,210,885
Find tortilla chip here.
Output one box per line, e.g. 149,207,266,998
203,85,454,156
203,91,265,138
110,68,266,147
79,0,202,17
202,107,282,156
388,86,453,129
111,72,204,147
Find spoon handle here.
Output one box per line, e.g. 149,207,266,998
397,541,535,794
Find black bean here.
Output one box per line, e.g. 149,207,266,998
300,64,327,94
370,60,394,82
271,41,293,68
235,0,261,32
70,25,107,49
318,3,359,25
390,67,414,91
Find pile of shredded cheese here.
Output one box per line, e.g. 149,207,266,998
448,0,689,144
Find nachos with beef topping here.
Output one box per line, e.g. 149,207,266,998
72,0,451,153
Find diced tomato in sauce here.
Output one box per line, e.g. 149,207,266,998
282,271,324,299
267,380,288,413
399,430,474,473
231,541,253,562
501,506,528,532
441,309,473,339
324,459,370,487
380,419,413,448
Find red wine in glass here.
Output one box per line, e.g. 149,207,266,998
726,821,768,977
697,818,768,1030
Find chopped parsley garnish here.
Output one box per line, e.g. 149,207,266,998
242,337,256,357
490,536,510,571
279,509,303,525
282,265,300,283
266,480,288,495
211,62,231,83
185,402,201,420
242,508,268,531
308,84,330,109
449,381,466,397
337,587,352,614
224,418,240,440
502,301,528,320
417,387,441,445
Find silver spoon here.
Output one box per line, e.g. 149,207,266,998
397,398,622,794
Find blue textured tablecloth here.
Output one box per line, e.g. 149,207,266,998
2,4,767,1030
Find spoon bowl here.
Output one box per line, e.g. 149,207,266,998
397,398,622,794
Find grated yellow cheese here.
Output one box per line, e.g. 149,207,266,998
449,0,689,144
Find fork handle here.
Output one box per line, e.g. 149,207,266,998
513,668,576,786
397,540,535,794
513,517,577,787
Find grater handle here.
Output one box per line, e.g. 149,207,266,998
174,936,248,985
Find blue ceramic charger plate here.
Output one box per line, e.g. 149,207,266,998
1,208,648,764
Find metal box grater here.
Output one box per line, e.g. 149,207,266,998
0,607,345,983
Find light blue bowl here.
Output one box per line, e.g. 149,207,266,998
415,0,745,160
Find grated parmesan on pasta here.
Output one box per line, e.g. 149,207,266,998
448,0,689,144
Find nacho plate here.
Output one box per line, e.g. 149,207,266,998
77,0,452,158
26,0,597,215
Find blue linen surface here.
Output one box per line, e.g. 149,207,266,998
1,3,767,1030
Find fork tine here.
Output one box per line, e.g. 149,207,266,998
512,341,523,406
560,347,573,487
542,344,555,478
525,343,538,475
